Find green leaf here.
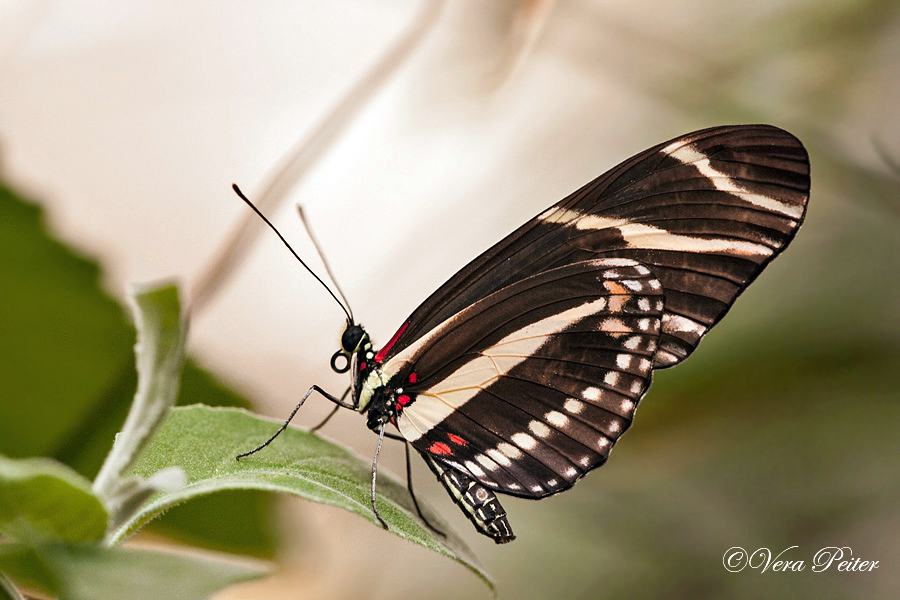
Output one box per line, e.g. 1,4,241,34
92,284,189,537
0,542,265,600
0,456,107,544
120,405,495,592
144,490,277,559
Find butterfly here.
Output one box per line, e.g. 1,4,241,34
236,124,810,544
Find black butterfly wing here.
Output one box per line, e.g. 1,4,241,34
380,259,664,498
382,125,809,369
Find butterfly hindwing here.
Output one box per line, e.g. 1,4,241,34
383,125,809,370
380,259,664,498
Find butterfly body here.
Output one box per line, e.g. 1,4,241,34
242,124,810,545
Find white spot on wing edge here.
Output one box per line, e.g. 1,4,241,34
497,442,523,459
486,448,512,467
565,398,585,413
476,454,500,471
546,411,568,427
624,335,641,350
511,432,538,450
663,313,706,336
528,420,551,438
654,349,681,366
599,317,629,333
465,460,485,478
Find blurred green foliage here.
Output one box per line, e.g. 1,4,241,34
0,183,278,559
0,542,264,600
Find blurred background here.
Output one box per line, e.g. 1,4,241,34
1,0,899,598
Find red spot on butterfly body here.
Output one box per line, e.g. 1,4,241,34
429,442,452,455
447,433,467,446
397,394,412,407
374,321,409,364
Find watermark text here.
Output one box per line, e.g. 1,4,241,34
723,546,878,573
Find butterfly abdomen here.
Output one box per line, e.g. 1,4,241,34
421,452,515,544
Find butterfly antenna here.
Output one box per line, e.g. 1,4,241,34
232,184,352,323
295,204,354,322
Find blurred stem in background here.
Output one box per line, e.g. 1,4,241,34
190,0,446,314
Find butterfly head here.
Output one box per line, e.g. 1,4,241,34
340,321,366,354
330,321,369,373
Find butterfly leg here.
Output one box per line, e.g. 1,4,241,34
370,423,390,530
371,430,449,536
403,441,445,537
309,386,351,432
236,385,351,460
420,453,515,544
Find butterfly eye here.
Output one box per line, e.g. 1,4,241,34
340,323,365,352
330,350,350,373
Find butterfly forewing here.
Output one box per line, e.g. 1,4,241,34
381,259,664,498
382,124,810,370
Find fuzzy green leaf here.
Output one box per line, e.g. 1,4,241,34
0,456,107,544
91,283,190,540
93,284,187,504
119,405,494,592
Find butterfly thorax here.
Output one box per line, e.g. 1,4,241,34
339,323,404,422
337,323,419,431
